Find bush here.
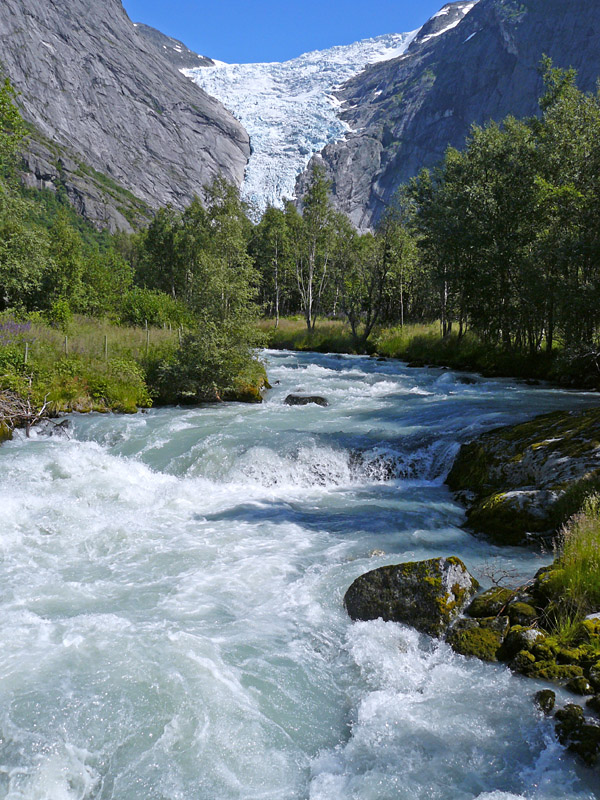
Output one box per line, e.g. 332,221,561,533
153,318,264,403
119,287,190,328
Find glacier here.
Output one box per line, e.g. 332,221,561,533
183,32,419,215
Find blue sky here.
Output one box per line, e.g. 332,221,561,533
122,0,445,63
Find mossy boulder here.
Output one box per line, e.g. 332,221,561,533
526,661,584,683
446,407,600,544
587,695,600,713
566,676,594,696
466,587,514,618
501,625,546,660
508,602,538,627
0,421,12,443
447,615,509,661
466,491,554,544
534,689,556,714
510,649,537,673
344,557,479,637
589,662,600,692
555,704,600,767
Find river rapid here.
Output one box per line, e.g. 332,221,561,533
1,350,600,800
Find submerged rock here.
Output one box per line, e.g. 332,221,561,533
534,689,556,714
284,394,329,407
555,704,600,767
344,556,479,637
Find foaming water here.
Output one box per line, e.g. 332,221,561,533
1,351,599,799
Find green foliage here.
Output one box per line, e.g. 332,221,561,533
119,287,189,328
408,60,600,359
45,298,73,332
0,193,49,311
153,317,265,404
551,495,600,615
0,77,25,179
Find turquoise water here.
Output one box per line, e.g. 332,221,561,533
0,350,598,799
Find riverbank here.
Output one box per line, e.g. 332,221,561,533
260,317,600,390
446,406,600,546
0,315,268,440
345,546,600,768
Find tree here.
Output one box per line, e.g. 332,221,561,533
252,205,293,326
0,194,48,310
0,78,25,180
295,164,336,331
44,210,85,308
137,205,184,299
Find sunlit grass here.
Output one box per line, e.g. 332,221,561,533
0,314,179,413
259,316,360,353
552,494,600,614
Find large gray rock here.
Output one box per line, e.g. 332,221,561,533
300,0,600,230
344,556,479,637
0,0,250,230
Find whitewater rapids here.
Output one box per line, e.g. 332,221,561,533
0,351,598,799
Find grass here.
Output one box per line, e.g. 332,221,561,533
374,325,557,379
552,494,600,616
258,317,364,354
0,314,179,414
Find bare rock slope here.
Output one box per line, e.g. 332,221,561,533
0,0,250,230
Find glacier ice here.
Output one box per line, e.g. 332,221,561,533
183,32,418,215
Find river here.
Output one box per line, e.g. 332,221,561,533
1,350,599,799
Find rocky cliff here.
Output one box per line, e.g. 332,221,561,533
302,0,600,230
133,23,215,70
0,0,250,230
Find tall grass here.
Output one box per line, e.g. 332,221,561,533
259,317,558,380
259,317,362,353
0,314,179,413
552,494,600,615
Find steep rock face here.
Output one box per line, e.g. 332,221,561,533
0,0,249,230
302,0,600,230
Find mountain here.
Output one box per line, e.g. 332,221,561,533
0,0,250,230
302,0,600,229
184,31,420,215
133,23,215,69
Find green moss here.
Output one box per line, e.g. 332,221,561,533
447,616,508,661
467,492,541,544
511,649,536,672
525,661,583,682
467,587,514,617
534,689,556,714
508,602,538,626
